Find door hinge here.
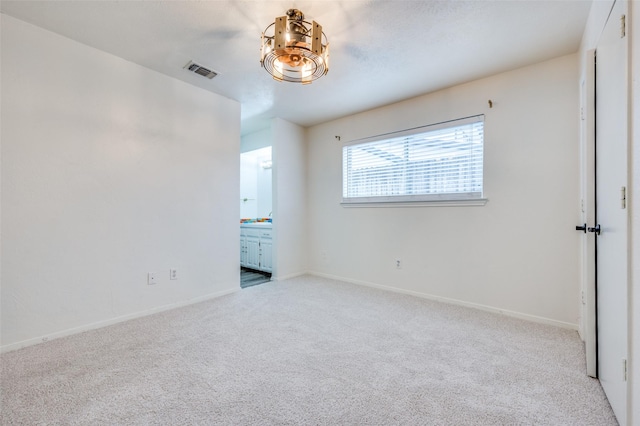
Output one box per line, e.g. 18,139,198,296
621,186,626,209
621,15,626,38
623,359,628,381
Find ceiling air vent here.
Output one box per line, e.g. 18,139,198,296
184,61,218,79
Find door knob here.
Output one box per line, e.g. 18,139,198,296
588,224,601,235
575,224,587,233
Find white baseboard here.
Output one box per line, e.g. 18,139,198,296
0,287,240,354
272,271,307,281
308,271,578,331
3,274,578,354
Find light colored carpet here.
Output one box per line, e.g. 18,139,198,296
1,275,616,425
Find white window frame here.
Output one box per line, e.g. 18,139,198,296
342,115,487,207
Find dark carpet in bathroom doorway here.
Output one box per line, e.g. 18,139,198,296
240,268,271,288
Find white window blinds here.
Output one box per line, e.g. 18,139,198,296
342,115,484,204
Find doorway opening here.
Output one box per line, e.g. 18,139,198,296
240,146,273,288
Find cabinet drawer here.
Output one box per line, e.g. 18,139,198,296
259,229,272,239
244,228,260,238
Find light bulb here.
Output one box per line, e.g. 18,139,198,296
274,59,284,78
301,61,312,84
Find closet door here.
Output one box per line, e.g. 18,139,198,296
594,1,629,423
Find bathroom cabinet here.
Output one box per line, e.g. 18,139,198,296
240,224,272,273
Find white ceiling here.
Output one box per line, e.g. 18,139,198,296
1,1,592,135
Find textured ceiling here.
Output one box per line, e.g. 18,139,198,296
1,1,592,135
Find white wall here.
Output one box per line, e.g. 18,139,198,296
1,15,241,351
240,129,272,219
240,147,272,219
307,54,580,327
240,153,259,218
241,128,271,153
256,160,273,218
272,118,307,280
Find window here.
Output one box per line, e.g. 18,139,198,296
342,115,485,205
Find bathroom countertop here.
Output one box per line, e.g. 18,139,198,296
240,222,272,228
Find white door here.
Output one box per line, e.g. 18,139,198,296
595,0,628,423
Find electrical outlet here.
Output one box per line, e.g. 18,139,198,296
396,259,402,269
148,272,157,285
170,268,178,280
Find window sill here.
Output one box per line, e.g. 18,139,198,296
341,198,489,208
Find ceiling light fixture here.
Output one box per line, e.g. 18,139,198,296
260,9,329,84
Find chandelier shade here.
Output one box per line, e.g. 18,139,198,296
260,9,330,84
